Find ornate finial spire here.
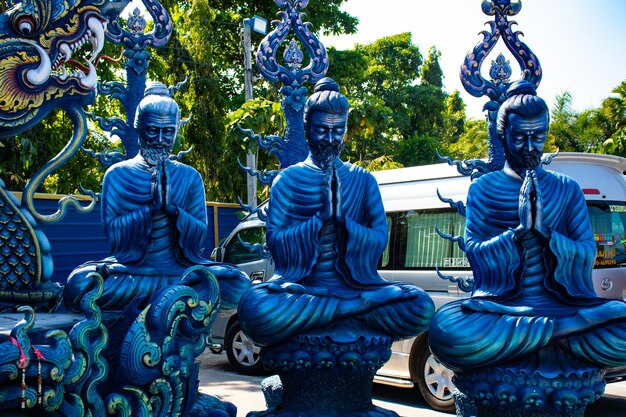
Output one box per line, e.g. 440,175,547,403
254,0,329,168
489,53,512,86
462,0,541,102
459,0,541,172
106,0,172,49
127,7,147,34
89,0,174,161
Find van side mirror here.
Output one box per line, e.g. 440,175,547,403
211,247,225,262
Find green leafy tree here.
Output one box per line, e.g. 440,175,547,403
604,80,626,132
596,80,626,156
549,90,607,153
572,109,606,151
421,46,444,88
444,119,489,160
550,91,579,151
359,33,422,100
440,90,466,145
397,133,440,166
344,97,394,166
328,33,452,168
326,47,369,97
355,155,403,172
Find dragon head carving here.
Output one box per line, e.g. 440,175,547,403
0,0,129,137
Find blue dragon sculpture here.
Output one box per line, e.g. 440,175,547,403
0,0,129,308
0,0,127,137
0,0,129,223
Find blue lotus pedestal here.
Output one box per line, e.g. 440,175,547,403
248,320,399,417
453,345,605,417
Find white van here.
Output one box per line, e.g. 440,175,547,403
211,152,626,413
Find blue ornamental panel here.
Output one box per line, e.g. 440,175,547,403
90,0,173,161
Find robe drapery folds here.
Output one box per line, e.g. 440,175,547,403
63,156,250,312
465,168,597,301
239,159,435,345
267,160,388,288
103,157,208,268
429,167,626,371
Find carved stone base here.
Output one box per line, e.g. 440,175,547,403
453,346,606,417
190,393,237,417
248,321,397,417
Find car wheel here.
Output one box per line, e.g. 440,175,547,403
225,320,265,375
414,338,457,414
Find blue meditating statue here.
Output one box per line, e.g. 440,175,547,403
63,82,250,312
429,80,626,416
239,78,434,417
239,78,434,345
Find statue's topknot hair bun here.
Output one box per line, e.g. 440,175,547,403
313,77,340,93
505,79,537,99
144,81,170,98
497,79,548,143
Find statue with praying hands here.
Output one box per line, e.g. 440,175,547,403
63,82,250,313
429,80,626,417
239,78,435,417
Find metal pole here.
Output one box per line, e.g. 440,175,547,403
243,22,254,101
242,21,257,208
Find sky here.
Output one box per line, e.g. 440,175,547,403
317,0,626,119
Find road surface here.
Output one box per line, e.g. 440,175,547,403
197,350,626,417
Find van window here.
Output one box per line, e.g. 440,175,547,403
588,202,626,269
379,209,469,270
380,202,626,272
224,227,266,264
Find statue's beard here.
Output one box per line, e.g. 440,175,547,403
507,148,542,174
309,141,343,169
140,141,172,166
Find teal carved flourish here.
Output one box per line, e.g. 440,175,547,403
112,269,220,416
65,272,109,417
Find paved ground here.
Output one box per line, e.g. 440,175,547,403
197,351,446,417
197,351,626,417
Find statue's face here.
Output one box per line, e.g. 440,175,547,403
138,111,178,165
504,112,548,175
307,110,347,169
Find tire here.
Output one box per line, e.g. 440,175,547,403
225,320,265,375
413,336,457,414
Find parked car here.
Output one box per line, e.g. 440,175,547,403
210,152,626,413
209,219,273,375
